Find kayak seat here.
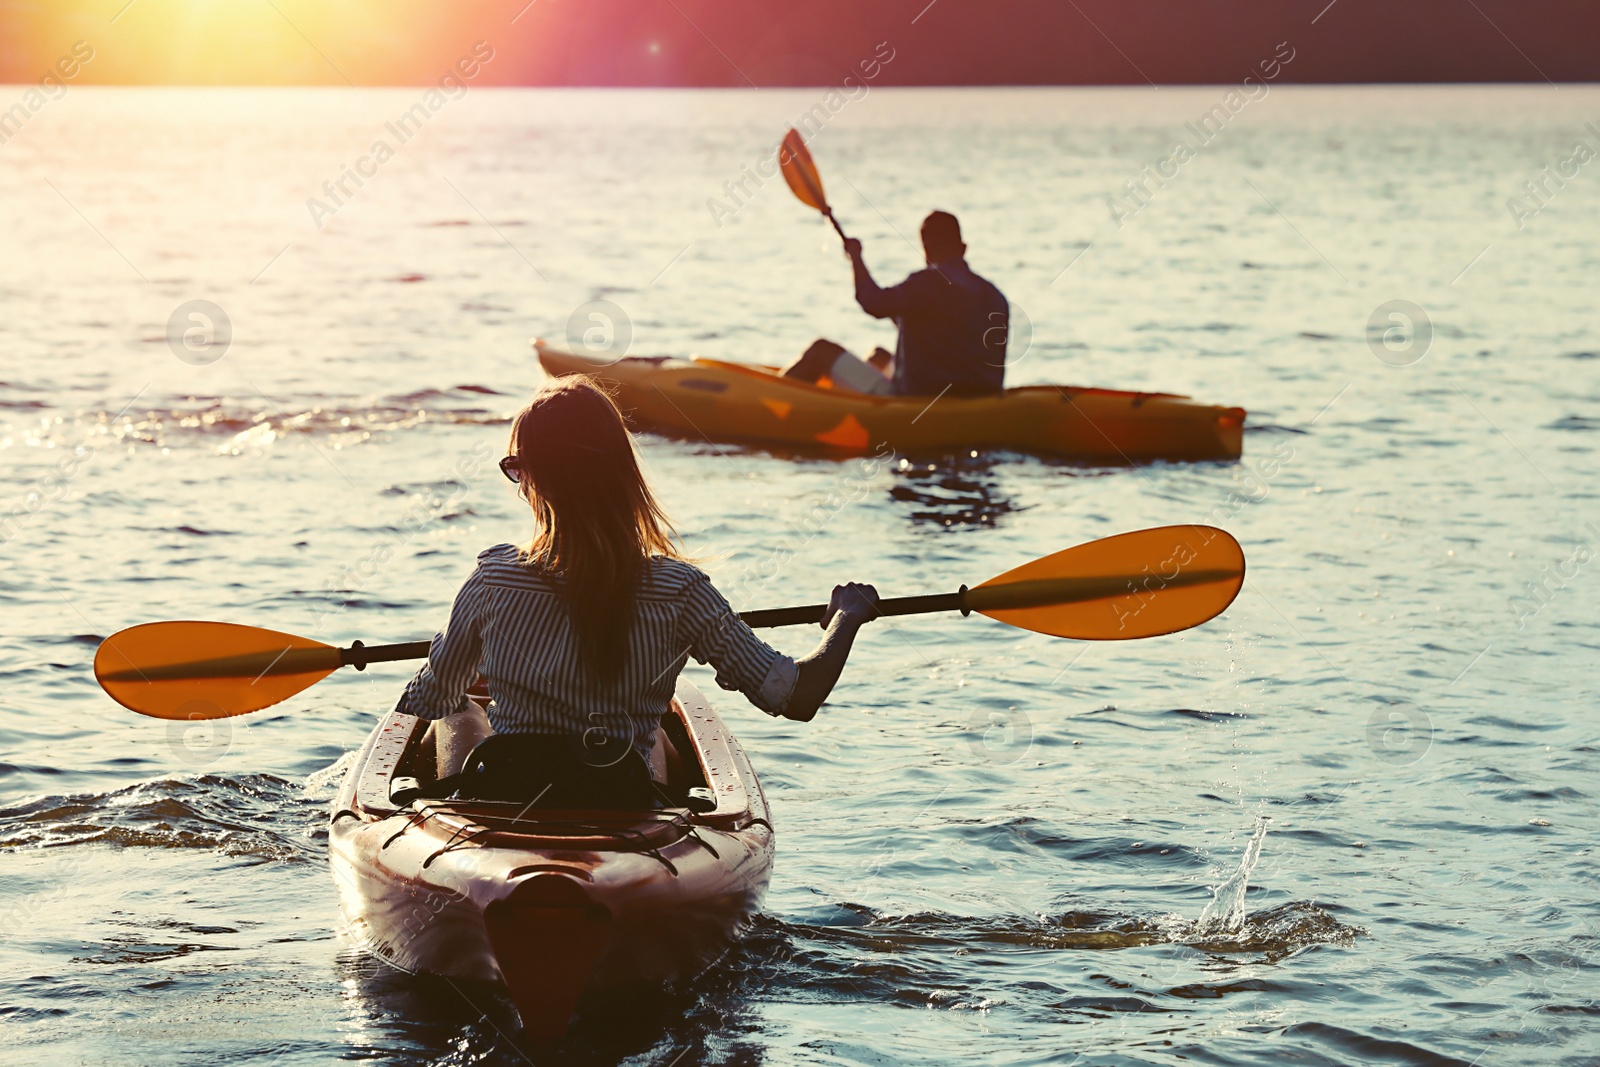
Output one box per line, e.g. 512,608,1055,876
395,734,658,811
458,735,657,809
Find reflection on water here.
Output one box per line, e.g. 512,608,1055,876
888,451,1025,529
337,939,769,1066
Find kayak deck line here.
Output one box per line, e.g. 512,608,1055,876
535,339,1246,463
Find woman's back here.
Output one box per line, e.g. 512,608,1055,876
396,545,796,764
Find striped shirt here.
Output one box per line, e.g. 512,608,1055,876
395,544,798,762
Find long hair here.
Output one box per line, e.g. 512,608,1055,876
508,377,680,681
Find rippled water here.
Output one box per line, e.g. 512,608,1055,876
3,86,1599,1066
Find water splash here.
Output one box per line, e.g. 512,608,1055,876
302,750,357,800
1196,816,1270,934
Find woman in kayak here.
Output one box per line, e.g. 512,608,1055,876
395,376,879,805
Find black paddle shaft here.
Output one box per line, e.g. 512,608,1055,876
341,639,433,670
738,589,966,630
823,207,849,242
333,588,973,667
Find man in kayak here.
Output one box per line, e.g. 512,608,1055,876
397,377,880,805
782,210,1009,397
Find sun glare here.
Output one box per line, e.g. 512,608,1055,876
27,0,478,85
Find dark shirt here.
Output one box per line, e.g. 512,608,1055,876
853,256,1008,396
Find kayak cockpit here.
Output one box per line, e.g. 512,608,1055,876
337,683,768,833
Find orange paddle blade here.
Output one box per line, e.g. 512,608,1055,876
94,622,343,719
779,128,829,213
967,525,1244,640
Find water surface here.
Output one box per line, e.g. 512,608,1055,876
2,85,1598,1066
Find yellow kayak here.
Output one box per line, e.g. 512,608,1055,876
534,340,1245,463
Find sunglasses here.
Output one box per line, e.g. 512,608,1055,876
499,455,521,483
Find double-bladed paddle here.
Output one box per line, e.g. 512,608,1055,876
93,525,1244,721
